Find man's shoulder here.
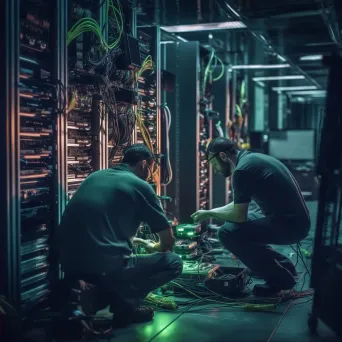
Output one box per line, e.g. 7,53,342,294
238,152,272,168
111,168,153,192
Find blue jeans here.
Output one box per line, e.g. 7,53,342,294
217,205,310,288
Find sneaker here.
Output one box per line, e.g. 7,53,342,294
113,305,154,329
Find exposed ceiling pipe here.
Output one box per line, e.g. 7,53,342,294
320,0,342,47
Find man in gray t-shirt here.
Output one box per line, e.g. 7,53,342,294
191,137,310,297
57,144,182,328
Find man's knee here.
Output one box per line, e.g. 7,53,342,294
166,252,183,278
217,222,242,246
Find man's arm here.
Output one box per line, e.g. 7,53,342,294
148,228,175,253
132,237,148,245
132,233,175,252
191,202,248,223
136,183,175,252
208,202,248,223
191,170,251,223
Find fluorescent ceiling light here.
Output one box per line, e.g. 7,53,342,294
288,90,326,96
255,81,265,88
225,3,240,18
176,35,188,42
300,55,323,61
272,86,317,91
232,64,290,70
277,55,287,62
253,75,305,81
161,21,246,33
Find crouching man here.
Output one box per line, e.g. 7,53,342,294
57,144,182,328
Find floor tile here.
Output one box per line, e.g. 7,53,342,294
104,312,183,342
269,300,339,342
149,306,287,342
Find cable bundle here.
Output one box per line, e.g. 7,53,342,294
67,0,123,50
202,50,225,96
161,104,173,185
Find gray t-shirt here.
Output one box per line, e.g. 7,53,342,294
57,164,170,275
232,150,310,223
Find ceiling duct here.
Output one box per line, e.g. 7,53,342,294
138,0,229,26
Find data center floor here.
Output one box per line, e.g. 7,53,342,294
100,201,338,342
28,201,339,342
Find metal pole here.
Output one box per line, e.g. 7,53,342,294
0,0,21,306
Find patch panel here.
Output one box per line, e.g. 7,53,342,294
18,0,57,313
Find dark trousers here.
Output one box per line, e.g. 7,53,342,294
78,252,183,312
217,206,310,288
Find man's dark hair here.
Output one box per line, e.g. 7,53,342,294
122,144,154,165
207,137,237,156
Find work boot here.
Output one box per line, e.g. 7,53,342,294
253,277,296,297
113,305,154,328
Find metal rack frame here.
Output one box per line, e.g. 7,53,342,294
0,0,21,307
163,41,214,222
308,55,342,338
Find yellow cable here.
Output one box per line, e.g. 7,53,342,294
68,90,78,112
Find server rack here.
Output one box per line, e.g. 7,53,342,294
67,1,109,199
308,55,342,338
1,0,163,316
212,67,230,208
0,0,68,314
136,26,162,195
164,41,213,223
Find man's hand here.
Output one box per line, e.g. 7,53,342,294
132,237,147,246
132,237,161,253
145,240,159,253
191,210,211,223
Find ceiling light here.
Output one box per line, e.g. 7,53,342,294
292,97,306,102
277,55,287,62
287,90,326,96
161,21,246,33
253,75,305,81
225,3,241,18
272,86,317,91
231,64,290,70
300,55,323,61
176,35,188,42
255,81,265,88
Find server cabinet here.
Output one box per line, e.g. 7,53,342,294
164,41,213,223
0,0,67,314
212,67,230,207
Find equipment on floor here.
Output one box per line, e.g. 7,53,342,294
175,224,202,238
205,269,249,297
181,261,220,279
